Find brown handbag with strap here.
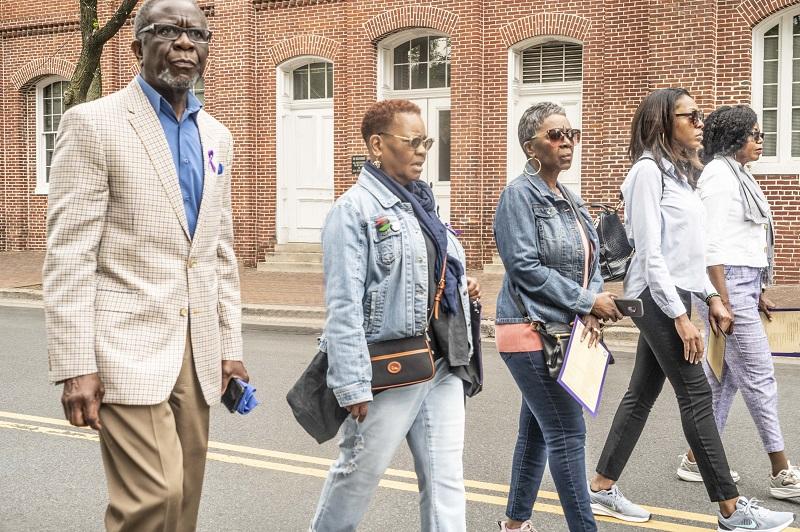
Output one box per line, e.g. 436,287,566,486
368,254,448,391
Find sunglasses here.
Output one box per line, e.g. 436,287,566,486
531,128,581,144
137,23,212,44
674,110,705,127
749,130,765,142
380,132,435,150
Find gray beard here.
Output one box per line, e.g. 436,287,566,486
157,68,198,91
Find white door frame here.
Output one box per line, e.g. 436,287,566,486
507,37,583,191
276,56,334,243
377,29,452,221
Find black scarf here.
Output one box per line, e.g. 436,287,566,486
364,161,463,315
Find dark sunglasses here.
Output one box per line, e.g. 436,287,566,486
137,23,212,44
380,132,435,150
749,130,765,142
531,128,581,144
675,110,705,127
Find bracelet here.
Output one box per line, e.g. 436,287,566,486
704,292,721,305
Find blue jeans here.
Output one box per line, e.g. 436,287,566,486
311,358,466,532
502,351,597,532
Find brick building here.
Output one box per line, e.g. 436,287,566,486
1,0,798,280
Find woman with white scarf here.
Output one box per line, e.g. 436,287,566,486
675,104,800,500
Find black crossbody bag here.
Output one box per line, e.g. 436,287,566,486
286,255,449,443
367,253,447,391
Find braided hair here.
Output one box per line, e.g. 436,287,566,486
700,105,758,164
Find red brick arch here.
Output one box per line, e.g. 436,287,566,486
267,34,341,67
499,13,591,48
362,6,458,43
10,58,74,90
737,0,800,27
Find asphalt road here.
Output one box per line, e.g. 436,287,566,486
1,305,799,531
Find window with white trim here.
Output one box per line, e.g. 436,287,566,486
753,9,800,168
292,61,333,100
36,77,68,194
522,41,583,84
392,36,451,90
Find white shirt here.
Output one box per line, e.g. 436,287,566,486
697,157,769,268
622,153,716,319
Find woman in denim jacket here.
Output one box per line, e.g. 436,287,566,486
310,99,480,532
493,102,622,532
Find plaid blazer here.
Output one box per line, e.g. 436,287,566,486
44,79,243,406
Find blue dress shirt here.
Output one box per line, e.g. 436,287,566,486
137,75,204,238
621,151,716,318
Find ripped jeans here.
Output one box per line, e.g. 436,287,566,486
311,358,466,532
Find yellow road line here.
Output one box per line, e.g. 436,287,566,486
3,419,712,531
2,411,797,531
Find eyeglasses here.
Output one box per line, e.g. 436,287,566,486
380,132,435,150
531,128,581,144
675,110,704,127
749,130,765,142
137,23,212,44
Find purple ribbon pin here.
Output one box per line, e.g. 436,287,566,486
207,149,216,173
207,150,224,175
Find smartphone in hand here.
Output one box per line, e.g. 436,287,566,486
221,378,245,413
614,298,644,318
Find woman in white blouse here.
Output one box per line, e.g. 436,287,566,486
588,89,794,532
677,104,800,499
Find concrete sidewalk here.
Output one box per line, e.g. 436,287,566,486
3,251,799,347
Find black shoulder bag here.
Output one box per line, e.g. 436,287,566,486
591,156,665,282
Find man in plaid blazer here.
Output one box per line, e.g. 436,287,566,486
43,1,248,530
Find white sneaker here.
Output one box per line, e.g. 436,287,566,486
770,463,800,500
589,483,651,523
716,497,794,532
677,453,740,483
497,520,537,532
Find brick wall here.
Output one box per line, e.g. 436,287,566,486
1,0,798,281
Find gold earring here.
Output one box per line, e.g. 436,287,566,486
523,156,542,176
374,159,382,169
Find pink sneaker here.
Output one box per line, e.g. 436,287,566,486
497,520,538,532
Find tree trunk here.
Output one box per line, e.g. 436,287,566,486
64,0,139,110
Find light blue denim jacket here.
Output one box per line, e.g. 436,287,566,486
494,170,603,325
318,169,473,407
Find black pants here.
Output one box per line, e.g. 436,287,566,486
595,288,739,502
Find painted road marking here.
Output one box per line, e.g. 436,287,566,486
2,411,797,531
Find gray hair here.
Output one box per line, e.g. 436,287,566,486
517,102,566,152
133,0,204,38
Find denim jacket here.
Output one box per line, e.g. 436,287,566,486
318,169,473,407
494,170,603,325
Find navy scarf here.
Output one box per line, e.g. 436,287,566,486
365,161,463,315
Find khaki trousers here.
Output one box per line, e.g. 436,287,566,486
98,332,210,532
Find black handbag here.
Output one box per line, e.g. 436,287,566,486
368,334,435,391
592,201,633,282
508,281,573,379
286,350,348,444
538,321,573,379
366,253,449,391
592,156,665,282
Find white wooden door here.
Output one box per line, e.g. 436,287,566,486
279,106,334,243
510,93,582,194
410,98,452,222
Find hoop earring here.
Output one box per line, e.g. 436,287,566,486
524,156,542,176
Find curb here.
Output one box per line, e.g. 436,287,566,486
0,288,642,348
